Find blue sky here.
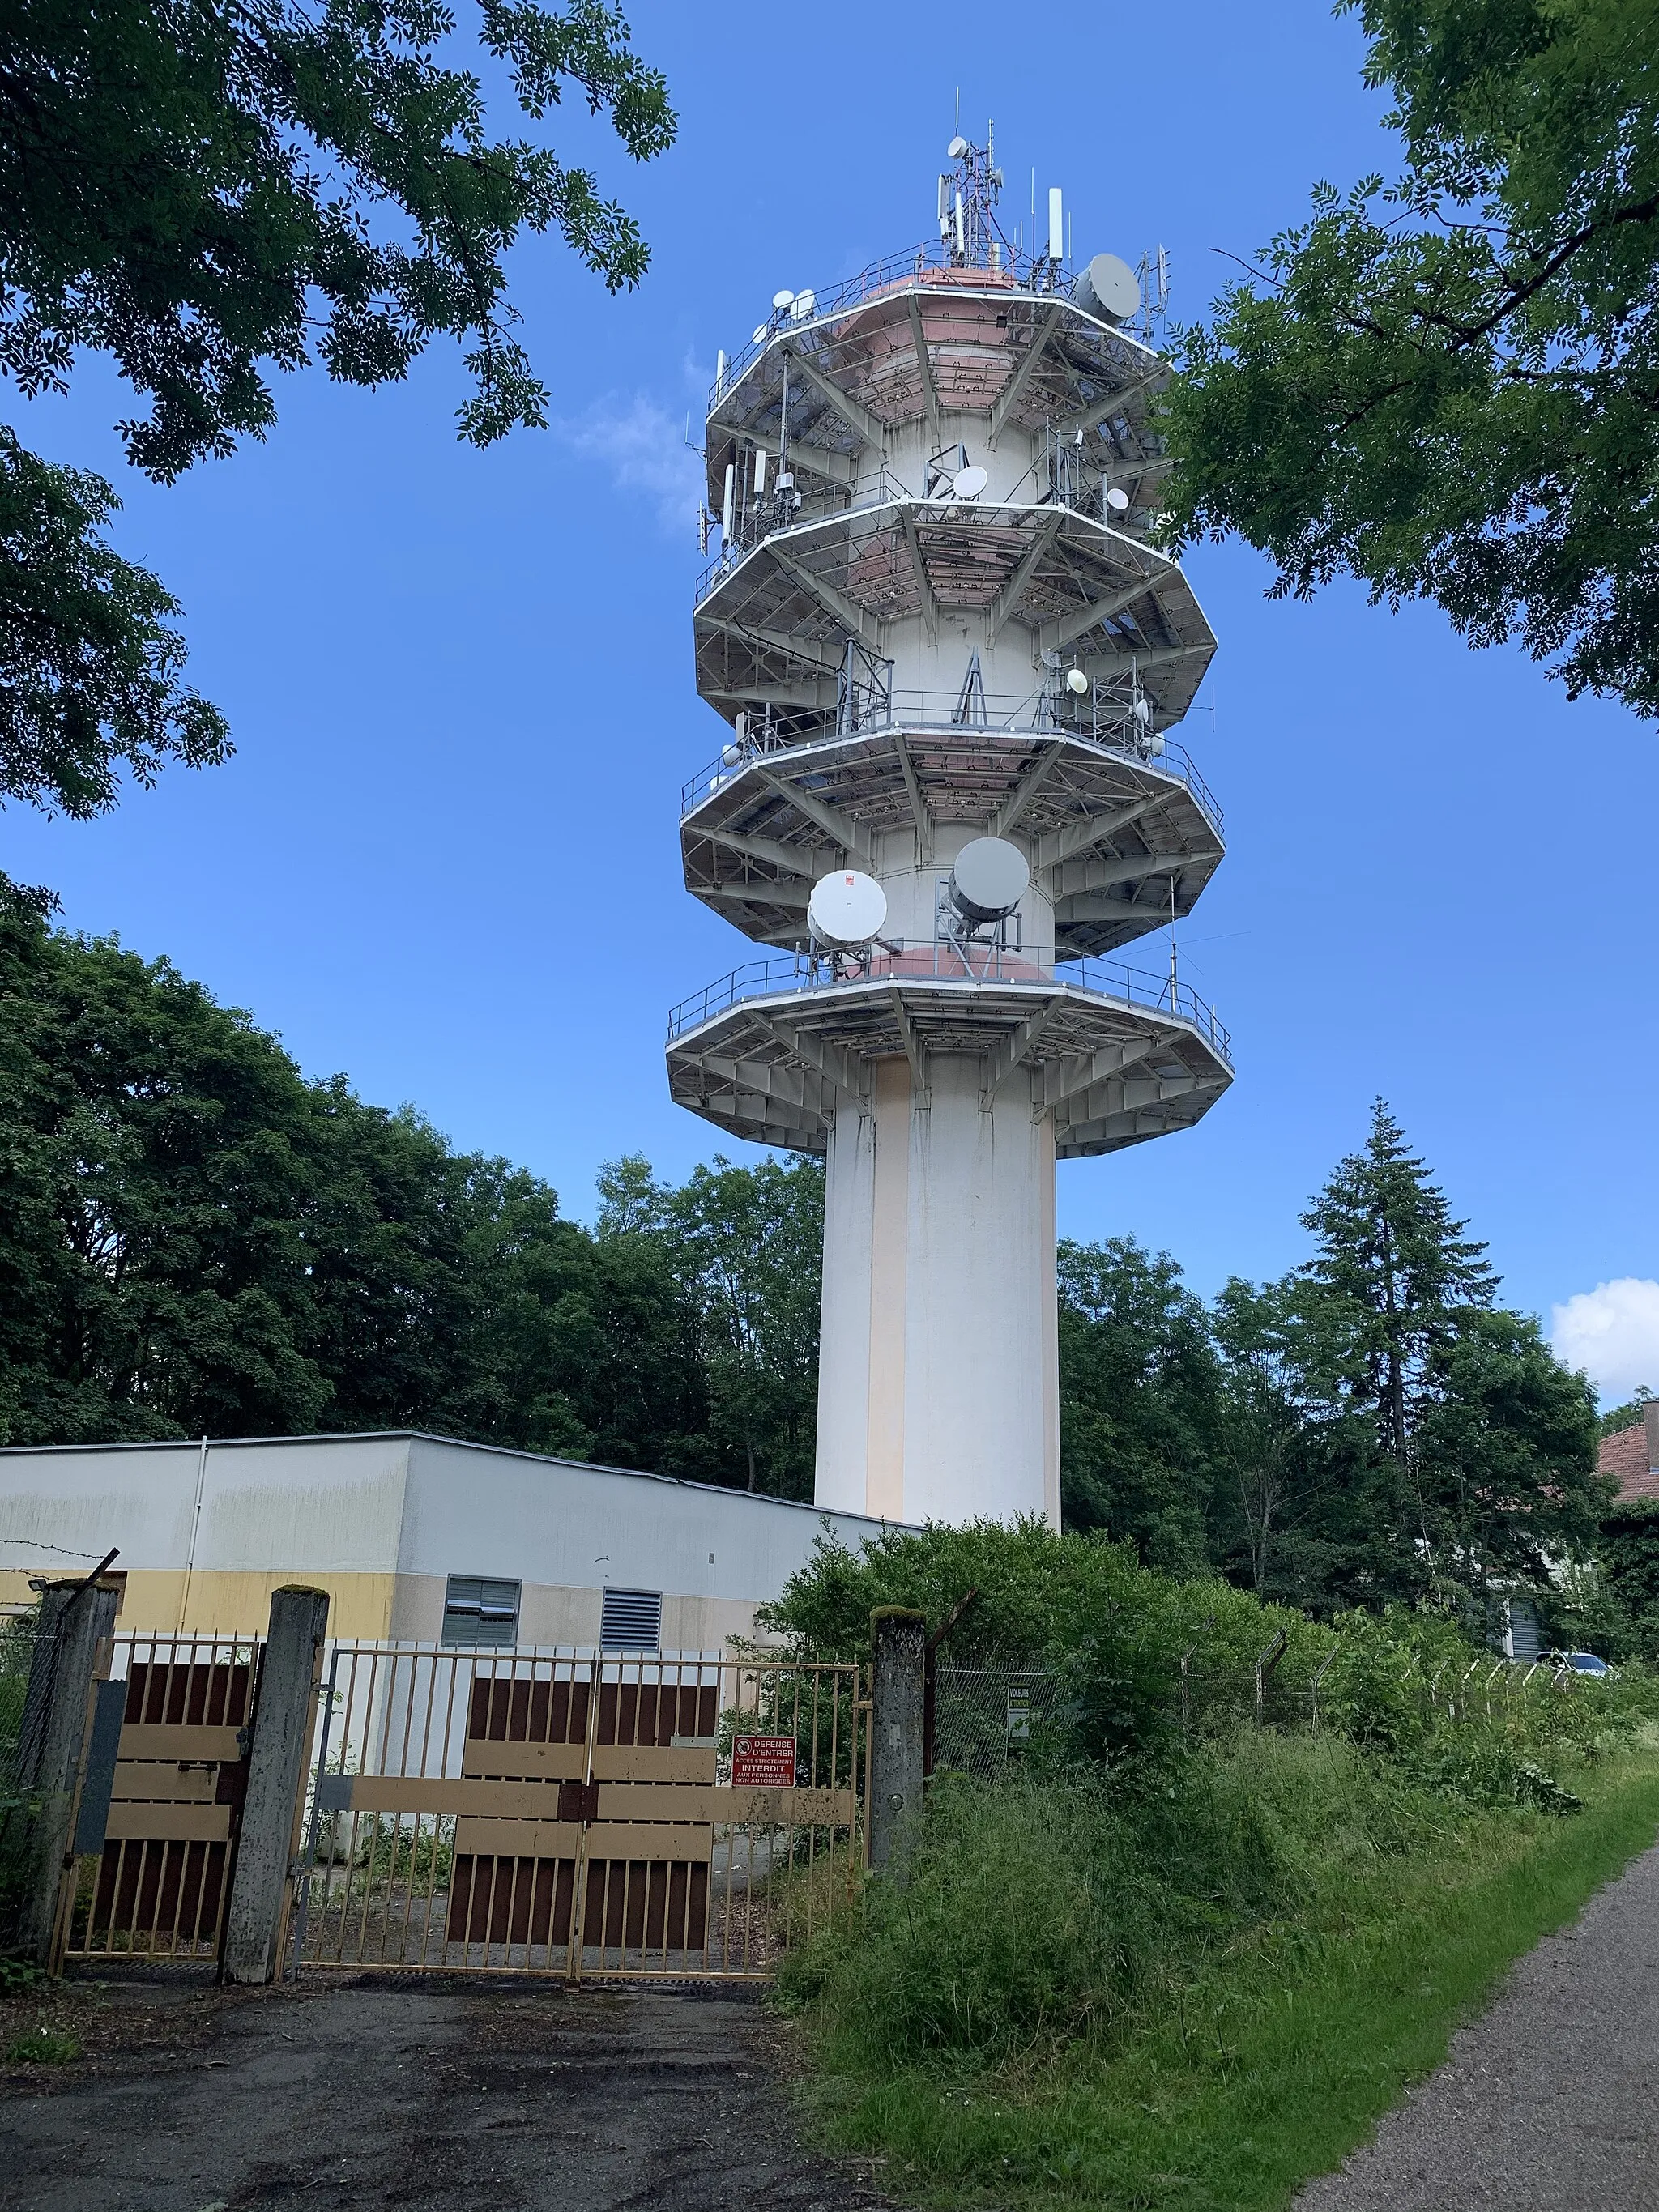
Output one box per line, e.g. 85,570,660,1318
6,0,1657,1400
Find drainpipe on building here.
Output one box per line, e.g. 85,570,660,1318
176,1435,210,1634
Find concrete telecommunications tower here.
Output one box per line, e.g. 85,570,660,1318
667,136,1232,1529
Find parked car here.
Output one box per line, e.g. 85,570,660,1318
1535,1649,1613,1676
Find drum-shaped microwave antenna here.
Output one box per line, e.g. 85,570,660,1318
1105,485,1132,514
808,870,888,951
947,134,969,159
1073,252,1141,324
949,837,1030,926
1064,666,1090,696
951,463,989,501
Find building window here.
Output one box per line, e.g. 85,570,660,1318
441,1575,521,1647
600,1588,663,1652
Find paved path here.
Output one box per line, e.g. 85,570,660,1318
0,1977,893,2212
1299,1837,1659,2210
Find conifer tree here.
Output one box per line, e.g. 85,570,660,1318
1299,1099,1496,1472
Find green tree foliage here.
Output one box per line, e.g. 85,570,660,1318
2,0,674,476
1162,0,1659,713
1056,1238,1222,1575
1594,1503,1659,1655
597,1151,824,1498
0,431,229,817
1600,1390,1653,1438
1208,1274,1340,1602
1247,1102,1602,1618
1299,1100,1499,1469
0,889,710,1464
0,0,672,814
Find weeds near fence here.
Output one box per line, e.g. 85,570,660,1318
771,1523,1659,2212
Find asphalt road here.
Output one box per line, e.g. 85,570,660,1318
1298,1836,1659,2210
0,1976,893,2212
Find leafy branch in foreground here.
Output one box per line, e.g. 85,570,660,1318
0,431,229,817
0,0,672,815
2,0,676,478
1161,0,1659,714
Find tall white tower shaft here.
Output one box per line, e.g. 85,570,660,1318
667,147,1233,1527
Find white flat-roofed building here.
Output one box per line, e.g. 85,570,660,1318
0,1431,902,1645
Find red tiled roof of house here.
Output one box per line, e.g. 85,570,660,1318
1599,1421,1659,1502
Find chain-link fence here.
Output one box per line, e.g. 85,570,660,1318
928,1642,1607,1780
0,1601,49,1953
930,1662,1072,1777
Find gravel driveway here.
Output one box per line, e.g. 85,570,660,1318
1298,1837,1659,2210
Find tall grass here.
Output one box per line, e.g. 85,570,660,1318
779,1721,1659,2208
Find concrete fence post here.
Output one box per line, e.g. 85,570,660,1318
222,1585,330,1985
868,1607,927,1875
15,1578,118,1967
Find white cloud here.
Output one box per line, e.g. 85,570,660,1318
556,394,702,535
1550,1278,1659,1406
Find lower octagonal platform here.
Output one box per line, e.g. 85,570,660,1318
665,944,1232,1160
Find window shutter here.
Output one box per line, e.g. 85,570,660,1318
441,1575,521,1647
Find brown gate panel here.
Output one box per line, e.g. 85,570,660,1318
447,1854,578,1944
68,1637,258,1963
582,1857,709,1949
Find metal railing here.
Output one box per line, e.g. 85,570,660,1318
667,944,1232,1064
291,1641,867,1982
692,487,1155,610
682,703,1222,840
711,238,1087,407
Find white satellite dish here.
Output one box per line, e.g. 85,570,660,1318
808,870,888,952
947,134,969,159
1073,252,1141,324
721,742,743,767
752,324,770,345
1132,697,1152,727
791,288,817,319
1065,667,1090,696
772,288,795,313
949,837,1030,926
951,463,988,501
1105,486,1131,514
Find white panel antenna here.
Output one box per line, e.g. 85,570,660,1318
808,871,888,952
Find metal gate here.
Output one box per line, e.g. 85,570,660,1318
290,1643,866,1980
64,1631,259,1963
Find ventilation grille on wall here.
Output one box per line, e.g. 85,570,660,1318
441,1575,521,1648
600,1587,663,1652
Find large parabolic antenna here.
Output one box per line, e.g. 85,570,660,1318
667,135,1232,1528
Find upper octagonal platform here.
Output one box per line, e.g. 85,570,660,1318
694,498,1215,739
706,250,1171,527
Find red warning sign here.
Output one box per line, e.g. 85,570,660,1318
731,1735,798,1787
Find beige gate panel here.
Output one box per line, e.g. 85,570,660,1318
105,1802,232,1843
590,1743,718,1784
118,1724,245,1763
452,1818,588,1856
109,1762,227,1805
461,1737,587,1783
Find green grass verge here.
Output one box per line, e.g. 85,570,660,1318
795,1751,1659,2212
